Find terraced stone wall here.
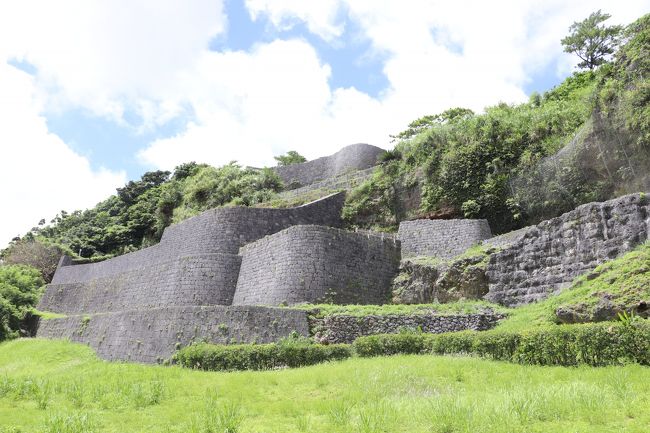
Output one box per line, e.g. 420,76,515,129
398,219,492,259
38,192,346,314
274,143,384,188
233,225,401,306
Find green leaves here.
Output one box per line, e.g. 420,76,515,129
561,10,623,70
0,264,44,341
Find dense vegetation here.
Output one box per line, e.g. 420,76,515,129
175,334,352,371
353,321,650,367
2,338,650,432
0,265,43,341
344,13,649,233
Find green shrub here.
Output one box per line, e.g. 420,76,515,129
174,336,352,371
352,332,434,357
354,322,650,367
0,264,44,341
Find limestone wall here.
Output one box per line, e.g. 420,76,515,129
398,219,492,259
481,226,534,250
274,143,384,188
485,193,650,306
40,254,242,314
36,306,311,363
38,192,346,314
276,167,377,201
159,191,346,254
311,312,504,344
233,225,401,306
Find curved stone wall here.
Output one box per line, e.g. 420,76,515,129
233,225,401,306
485,193,650,306
398,219,492,259
39,254,242,314
160,191,345,254
274,143,385,188
38,192,346,314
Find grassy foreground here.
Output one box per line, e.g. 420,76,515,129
1,339,649,432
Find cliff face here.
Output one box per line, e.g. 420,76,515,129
485,193,650,306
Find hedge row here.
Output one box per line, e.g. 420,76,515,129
174,337,352,371
353,322,650,366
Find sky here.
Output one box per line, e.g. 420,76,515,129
1,0,648,248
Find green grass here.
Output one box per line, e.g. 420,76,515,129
496,242,650,332
1,339,649,432
30,309,68,320
294,300,507,318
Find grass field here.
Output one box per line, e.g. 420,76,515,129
1,339,649,433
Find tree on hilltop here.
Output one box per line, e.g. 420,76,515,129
561,10,623,70
274,151,307,166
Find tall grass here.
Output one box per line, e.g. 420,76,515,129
0,339,649,432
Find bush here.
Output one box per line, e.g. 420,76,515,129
174,336,352,371
353,322,650,367
353,332,434,357
0,264,45,341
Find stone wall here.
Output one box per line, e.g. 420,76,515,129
398,219,492,259
311,312,504,344
39,254,242,314
274,143,385,189
159,191,346,255
485,193,650,306
233,225,401,306
36,306,311,363
38,192,346,314
276,166,377,201
481,226,534,250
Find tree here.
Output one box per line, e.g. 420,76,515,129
1,239,63,283
390,108,474,142
0,264,44,340
274,151,306,166
561,10,623,70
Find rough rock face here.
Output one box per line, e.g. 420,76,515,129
392,255,490,304
555,295,649,324
311,311,504,344
485,193,650,306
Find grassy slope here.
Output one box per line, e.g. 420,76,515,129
294,300,507,318
1,339,650,433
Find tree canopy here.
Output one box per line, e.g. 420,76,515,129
561,10,623,70
274,151,307,166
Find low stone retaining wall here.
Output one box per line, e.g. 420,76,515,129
36,306,311,363
310,312,505,344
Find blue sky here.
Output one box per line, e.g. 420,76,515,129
1,0,648,247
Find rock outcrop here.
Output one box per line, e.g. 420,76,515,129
485,193,650,306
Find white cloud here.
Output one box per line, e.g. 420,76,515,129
245,0,345,41
141,0,650,171
0,0,226,126
0,63,126,248
138,39,386,169
0,0,226,248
